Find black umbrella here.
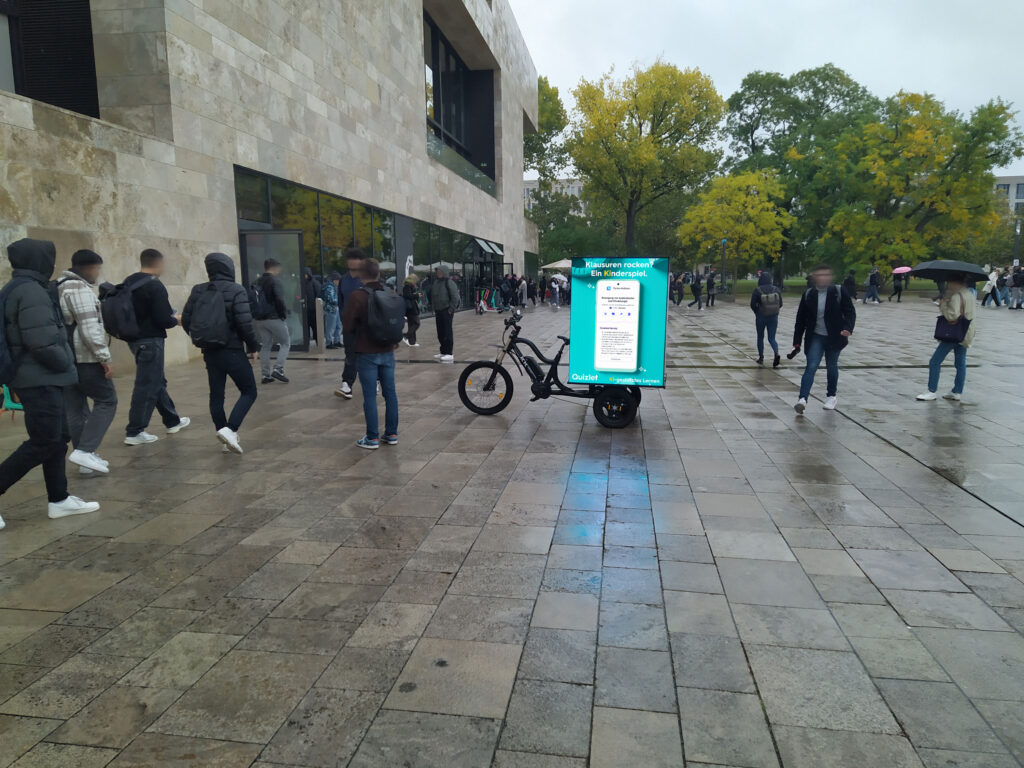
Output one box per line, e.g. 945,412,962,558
910,260,988,281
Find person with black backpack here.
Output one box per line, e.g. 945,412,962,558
181,253,260,454
121,249,190,445
0,239,101,531
342,258,401,449
251,258,290,384
750,272,783,367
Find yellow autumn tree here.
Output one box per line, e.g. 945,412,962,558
567,61,724,254
677,170,795,276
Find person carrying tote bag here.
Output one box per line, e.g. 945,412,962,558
916,274,975,402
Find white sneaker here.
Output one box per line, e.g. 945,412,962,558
943,392,962,401
48,496,100,519
216,427,243,454
823,396,838,410
433,353,444,359
794,398,807,415
0,513,5,530
410,342,420,347
916,392,937,401
402,338,411,346
335,382,353,399
439,354,454,363
167,417,190,434
124,431,158,445
68,449,109,474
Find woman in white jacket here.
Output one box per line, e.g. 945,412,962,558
916,274,975,402
981,269,1002,307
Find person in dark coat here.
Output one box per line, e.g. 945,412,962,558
181,252,260,454
842,269,857,300
889,273,905,302
687,272,704,310
750,272,783,367
402,273,422,347
791,264,856,414
706,271,717,306
0,238,100,529
302,267,322,344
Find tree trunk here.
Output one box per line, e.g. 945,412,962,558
624,199,638,255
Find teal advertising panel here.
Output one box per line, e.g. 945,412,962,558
568,256,669,387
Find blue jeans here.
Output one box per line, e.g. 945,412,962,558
324,307,341,345
927,341,966,395
799,334,841,400
755,314,779,357
863,285,880,302
356,352,398,440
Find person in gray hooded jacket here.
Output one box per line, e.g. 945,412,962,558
429,265,459,362
0,238,100,530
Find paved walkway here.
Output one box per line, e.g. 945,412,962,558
0,296,1022,768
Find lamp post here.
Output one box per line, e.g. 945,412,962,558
1015,219,1021,266
720,237,727,290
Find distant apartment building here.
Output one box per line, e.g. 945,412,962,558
995,175,1024,214
0,0,538,362
523,178,585,212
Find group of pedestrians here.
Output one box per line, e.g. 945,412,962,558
745,263,984,413
981,264,1024,309
669,270,720,310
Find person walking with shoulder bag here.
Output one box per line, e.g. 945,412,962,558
916,274,974,402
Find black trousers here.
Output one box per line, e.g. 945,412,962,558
889,287,903,302
435,310,454,355
406,315,420,345
342,331,357,385
203,348,258,432
0,385,69,502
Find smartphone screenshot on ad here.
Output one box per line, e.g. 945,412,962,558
594,279,640,372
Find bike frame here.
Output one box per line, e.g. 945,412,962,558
494,319,597,398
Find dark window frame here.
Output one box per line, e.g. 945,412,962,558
0,0,24,94
424,13,472,164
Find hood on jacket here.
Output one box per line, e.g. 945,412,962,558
304,267,313,279
757,272,773,287
329,271,342,282
435,266,449,278
205,252,236,281
7,238,57,279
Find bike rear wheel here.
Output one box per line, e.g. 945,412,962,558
593,386,638,429
459,362,514,415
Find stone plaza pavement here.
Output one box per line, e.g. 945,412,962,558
0,295,1023,768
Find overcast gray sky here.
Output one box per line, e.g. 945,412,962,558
508,0,1024,175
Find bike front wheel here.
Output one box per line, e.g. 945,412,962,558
459,362,514,415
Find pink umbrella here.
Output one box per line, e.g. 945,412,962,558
892,266,912,274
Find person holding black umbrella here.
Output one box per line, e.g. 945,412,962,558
916,273,975,402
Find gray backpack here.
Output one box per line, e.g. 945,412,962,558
759,289,781,316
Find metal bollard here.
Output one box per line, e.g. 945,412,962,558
315,297,326,353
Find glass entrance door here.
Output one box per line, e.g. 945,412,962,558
239,230,308,351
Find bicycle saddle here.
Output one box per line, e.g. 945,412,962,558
557,335,570,344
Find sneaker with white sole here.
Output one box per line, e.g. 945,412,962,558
433,353,444,359
48,496,100,519
357,436,380,450
335,382,353,399
167,416,190,434
439,354,454,363
124,431,158,445
79,466,95,475
823,396,838,410
794,398,807,415
916,392,937,401
943,392,962,401
68,449,109,474
384,434,398,445
216,427,243,454
402,338,412,346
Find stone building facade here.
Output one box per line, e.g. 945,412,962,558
0,0,538,363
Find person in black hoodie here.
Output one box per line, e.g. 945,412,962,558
791,264,856,414
302,267,322,344
182,253,260,455
842,269,858,301
123,249,189,445
0,239,100,530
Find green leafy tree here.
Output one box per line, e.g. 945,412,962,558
820,93,1024,271
525,76,568,180
567,61,725,254
677,170,795,276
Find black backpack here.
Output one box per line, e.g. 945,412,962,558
0,278,34,385
187,283,232,349
362,285,406,345
248,282,273,320
100,275,153,341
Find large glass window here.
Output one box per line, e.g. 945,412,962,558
235,171,269,223
352,203,373,254
997,184,1011,196
1017,183,1024,199
0,13,14,93
320,194,353,275
423,12,496,196
270,179,320,273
